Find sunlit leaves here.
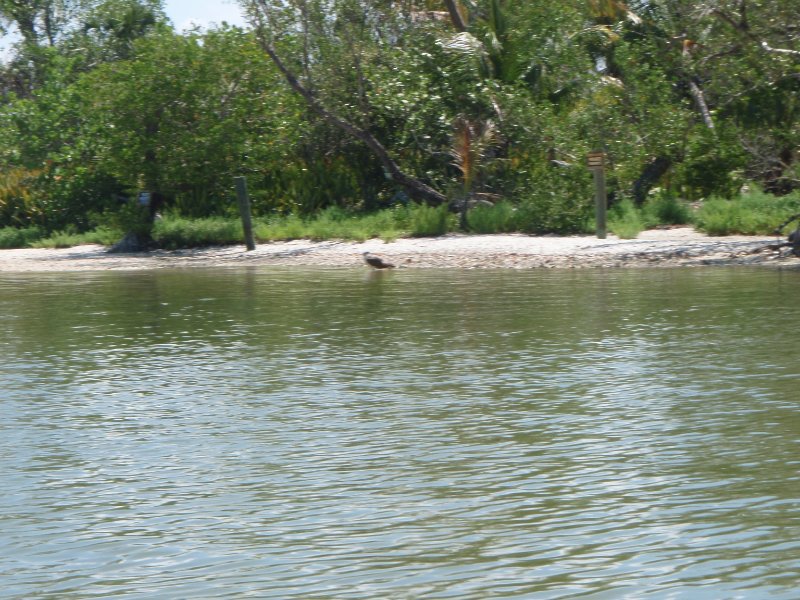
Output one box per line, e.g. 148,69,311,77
81,28,299,215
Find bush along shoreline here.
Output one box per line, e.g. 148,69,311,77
1,187,798,251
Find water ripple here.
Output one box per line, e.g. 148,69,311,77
1,268,799,598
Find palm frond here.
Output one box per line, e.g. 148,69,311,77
449,116,499,192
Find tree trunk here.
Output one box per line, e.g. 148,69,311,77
763,146,795,195
632,156,672,205
442,0,468,32
12,11,38,46
687,79,715,131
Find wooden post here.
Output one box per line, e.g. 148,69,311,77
234,176,256,251
587,152,607,239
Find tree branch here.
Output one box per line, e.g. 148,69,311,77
711,7,800,59
442,0,467,33
760,41,800,57
257,36,447,205
687,79,715,130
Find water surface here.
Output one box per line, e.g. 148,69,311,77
1,267,799,598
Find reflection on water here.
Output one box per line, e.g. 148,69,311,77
1,267,799,598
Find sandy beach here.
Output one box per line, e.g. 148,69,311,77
0,227,795,272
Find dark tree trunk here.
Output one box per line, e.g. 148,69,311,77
443,0,468,32
108,192,165,254
763,147,795,195
632,156,672,205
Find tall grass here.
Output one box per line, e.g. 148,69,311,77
641,193,692,227
407,203,452,237
0,225,119,248
254,206,408,242
0,226,44,249
4,186,797,250
146,205,422,248
608,199,645,239
301,206,404,241
466,201,518,233
29,227,118,248
608,194,693,239
152,216,243,249
694,188,800,235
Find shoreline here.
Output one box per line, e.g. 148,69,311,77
0,228,796,272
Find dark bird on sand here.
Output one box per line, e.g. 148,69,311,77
363,251,395,269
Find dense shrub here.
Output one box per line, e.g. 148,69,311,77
608,199,644,239
29,227,118,248
408,203,452,237
514,168,594,234
466,201,518,234
641,193,692,227
152,216,244,249
694,188,800,235
0,226,44,248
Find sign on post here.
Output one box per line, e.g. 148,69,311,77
587,152,605,169
587,151,607,239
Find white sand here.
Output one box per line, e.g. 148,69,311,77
0,228,794,272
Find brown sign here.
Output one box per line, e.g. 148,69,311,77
587,152,605,169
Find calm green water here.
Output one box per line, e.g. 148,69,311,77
1,267,799,599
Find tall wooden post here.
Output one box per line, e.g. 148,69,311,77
587,151,607,239
234,176,256,251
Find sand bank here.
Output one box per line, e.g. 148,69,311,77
0,228,795,272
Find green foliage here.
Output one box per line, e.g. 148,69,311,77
608,198,644,239
9,187,800,250
408,203,453,237
152,215,244,249
301,206,401,242
641,192,691,227
513,167,594,234
150,208,409,247
0,226,44,248
77,0,168,62
0,0,798,236
694,188,800,236
605,191,693,239
79,27,300,215
608,193,692,239
466,201,518,233
99,200,152,237
676,127,748,199
253,214,308,242
29,226,118,248
0,168,44,227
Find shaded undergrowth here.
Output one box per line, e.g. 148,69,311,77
1,187,798,249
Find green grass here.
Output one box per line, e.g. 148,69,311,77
147,204,439,248
297,206,404,242
694,188,800,235
3,187,797,250
0,226,44,249
253,214,308,241
608,199,645,239
29,227,118,248
466,201,518,233
0,225,118,248
641,193,692,227
606,194,694,239
152,216,244,249
253,206,409,243
407,203,453,237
